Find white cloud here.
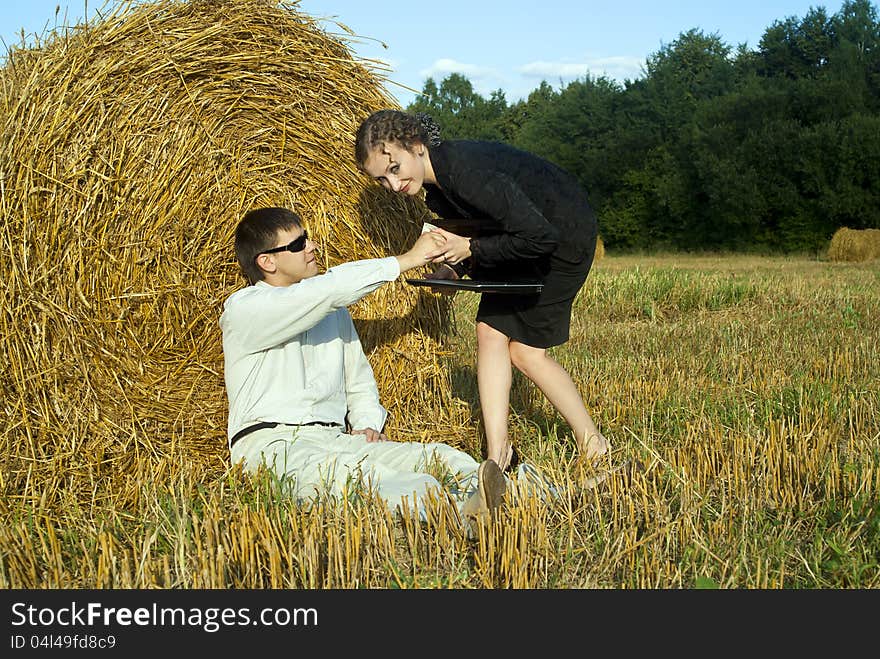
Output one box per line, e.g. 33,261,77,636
519,61,591,78
419,58,500,82
518,55,645,83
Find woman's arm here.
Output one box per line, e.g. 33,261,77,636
443,169,560,268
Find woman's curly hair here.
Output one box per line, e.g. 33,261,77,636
354,110,442,169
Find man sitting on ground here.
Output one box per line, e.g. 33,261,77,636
220,206,505,529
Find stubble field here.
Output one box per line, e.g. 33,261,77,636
2,253,877,588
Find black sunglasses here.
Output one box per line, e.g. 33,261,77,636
259,231,309,257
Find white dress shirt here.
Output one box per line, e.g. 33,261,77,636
220,256,401,446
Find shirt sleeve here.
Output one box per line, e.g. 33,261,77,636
339,309,388,431
221,257,400,353
445,169,560,268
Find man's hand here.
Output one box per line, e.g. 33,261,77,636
396,231,446,273
350,427,388,443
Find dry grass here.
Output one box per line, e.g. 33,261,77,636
2,253,878,589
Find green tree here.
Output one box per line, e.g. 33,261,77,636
513,75,622,210
642,29,737,138
498,81,557,143
406,73,506,140
830,0,880,111
613,29,738,248
757,8,834,79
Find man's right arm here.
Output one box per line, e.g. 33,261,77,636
221,258,398,352
222,232,444,353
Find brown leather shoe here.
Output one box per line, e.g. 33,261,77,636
479,458,506,512
461,459,507,520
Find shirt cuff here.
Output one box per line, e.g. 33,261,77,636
382,256,402,280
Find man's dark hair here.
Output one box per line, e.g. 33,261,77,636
234,207,303,284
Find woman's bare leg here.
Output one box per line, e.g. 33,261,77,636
509,341,609,461
476,322,515,470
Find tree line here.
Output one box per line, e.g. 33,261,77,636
405,0,880,253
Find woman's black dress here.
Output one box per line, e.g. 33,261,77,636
425,140,598,349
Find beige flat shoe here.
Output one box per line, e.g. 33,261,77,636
579,433,610,467
579,458,646,491
480,458,506,512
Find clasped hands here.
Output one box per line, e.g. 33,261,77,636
409,228,470,294
410,227,470,267
425,227,471,266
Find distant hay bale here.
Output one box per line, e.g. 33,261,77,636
827,227,880,262
594,235,605,261
0,0,467,503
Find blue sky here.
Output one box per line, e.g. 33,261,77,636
1,0,852,106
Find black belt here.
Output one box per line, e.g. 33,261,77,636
230,420,341,448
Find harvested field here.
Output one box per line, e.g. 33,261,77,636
2,252,878,588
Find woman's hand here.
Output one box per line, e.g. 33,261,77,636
427,227,471,266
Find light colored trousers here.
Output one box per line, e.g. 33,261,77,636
231,424,481,520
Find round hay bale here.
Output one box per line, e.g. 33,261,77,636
0,0,467,504
827,227,880,262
